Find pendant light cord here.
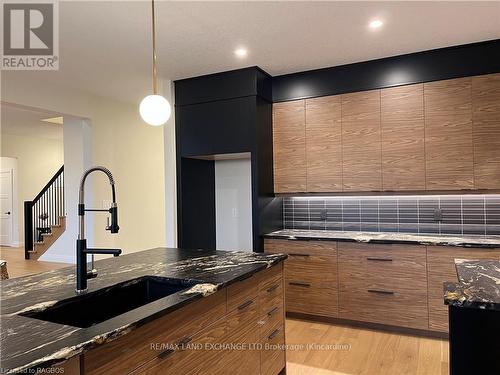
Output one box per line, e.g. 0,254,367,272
151,0,158,95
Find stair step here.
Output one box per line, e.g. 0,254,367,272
35,241,44,245
28,250,37,253
41,232,53,237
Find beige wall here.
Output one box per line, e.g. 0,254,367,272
2,76,167,262
1,133,64,244
89,99,166,255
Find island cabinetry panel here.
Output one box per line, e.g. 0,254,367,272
341,90,383,191
130,313,228,375
85,290,227,375
427,246,500,332
257,263,286,375
85,264,286,375
424,77,474,190
381,84,425,191
305,95,343,192
273,100,306,193
338,242,428,329
264,239,338,318
472,73,500,189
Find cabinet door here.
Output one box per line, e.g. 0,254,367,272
273,100,306,193
305,96,342,192
424,77,474,190
427,246,500,332
341,90,382,191
472,73,500,189
381,84,425,191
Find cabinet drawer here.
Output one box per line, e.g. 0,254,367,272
85,291,226,375
261,323,286,375
285,253,337,284
286,281,338,317
264,239,337,257
259,300,284,340
258,263,283,290
260,277,284,315
227,274,259,312
226,295,259,341
339,286,428,329
338,242,427,287
219,326,261,375
131,319,227,375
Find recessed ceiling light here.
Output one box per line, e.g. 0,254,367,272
41,116,64,125
369,19,384,29
234,48,248,58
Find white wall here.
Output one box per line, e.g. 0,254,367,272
1,133,64,245
2,77,167,262
215,159,253,251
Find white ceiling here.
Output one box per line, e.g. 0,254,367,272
1,104,63,141
3,1,500,104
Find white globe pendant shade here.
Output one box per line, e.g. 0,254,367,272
139,94,171,126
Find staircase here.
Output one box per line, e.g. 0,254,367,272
24,166,65,260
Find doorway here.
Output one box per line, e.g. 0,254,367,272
0,158,17,246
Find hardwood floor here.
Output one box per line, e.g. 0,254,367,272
0,246,70,278
285,318,449,375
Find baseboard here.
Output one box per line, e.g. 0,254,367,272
9,241,22,247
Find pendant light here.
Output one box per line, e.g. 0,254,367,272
139,0,171,126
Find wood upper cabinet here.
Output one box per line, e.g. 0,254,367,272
273,100,306,193
381,84,425,191
271,74,500,193
472,73,500,189
305,96,343,192
424,78,474,190
341,90,382,191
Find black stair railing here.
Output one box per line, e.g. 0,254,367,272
24,165,65,259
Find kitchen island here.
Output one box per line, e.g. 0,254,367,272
0,248,287,374
445,259,500,375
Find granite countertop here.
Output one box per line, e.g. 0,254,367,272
444,259,500,311
264,229,500,248
0,248,286,374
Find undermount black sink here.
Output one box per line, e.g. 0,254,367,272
19,276,198,328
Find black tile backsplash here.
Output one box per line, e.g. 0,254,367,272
283,195,500,237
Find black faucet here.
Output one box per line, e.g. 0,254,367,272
76,166,122,294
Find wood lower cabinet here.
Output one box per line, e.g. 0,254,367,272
338,242,429,330
82,264,285,375
264,239,338,317
427,246,500,332
265,238,500,334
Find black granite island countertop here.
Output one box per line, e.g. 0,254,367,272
0,248,287,374
264,229,500,249
444,259,500,311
